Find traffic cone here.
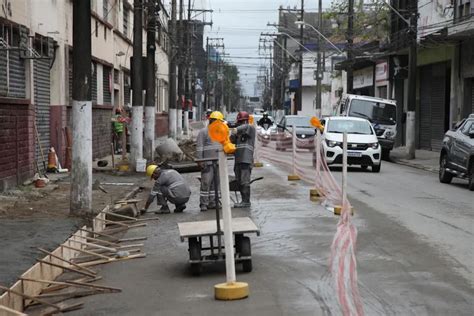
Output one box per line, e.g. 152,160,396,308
47,147,58,172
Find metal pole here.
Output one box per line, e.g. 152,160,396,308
406,9,418,159
297,0,304,115
315,0,322,117
204,37,209,114
144,0,157,161
347,0,354,94
217,150,236,283
176,0,184,139
71,0,92,215
342,132,348,204
131,0,144,168
315,128,321,184
292,126,297,176
168,0,178,139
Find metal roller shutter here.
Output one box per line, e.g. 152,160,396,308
430,64,447,152
0,50,7,96
8,49,26,98
471,79,474,114
419,67,432,150
34,58,51,173
419,63,447,151
92,62,97,103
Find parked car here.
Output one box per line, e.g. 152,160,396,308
439,114,474,190
275,115,315,150
314,116,382,172
336,94,397,159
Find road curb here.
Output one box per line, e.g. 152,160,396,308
390,158,439,174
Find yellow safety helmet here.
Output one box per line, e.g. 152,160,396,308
146,164,159,178
209,111,224,121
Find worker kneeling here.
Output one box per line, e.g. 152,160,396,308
142,165,191,214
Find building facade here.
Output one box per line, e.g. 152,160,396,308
0,0,170,191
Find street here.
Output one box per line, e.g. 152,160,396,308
67,160,473,316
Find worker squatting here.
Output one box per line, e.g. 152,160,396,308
140,111,256,214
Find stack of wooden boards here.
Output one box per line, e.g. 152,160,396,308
0,203,159,315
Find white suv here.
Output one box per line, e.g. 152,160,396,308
319,117,382,172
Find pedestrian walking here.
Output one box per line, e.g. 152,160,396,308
141,165,191,214
111,108,127,154
196,111,224,212
231,111,256,208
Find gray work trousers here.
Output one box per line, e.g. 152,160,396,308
156,187,189,207
234,163,252,203
200,164,219,208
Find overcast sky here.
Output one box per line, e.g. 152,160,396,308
198,0,333,96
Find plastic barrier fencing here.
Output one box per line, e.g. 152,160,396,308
254,127,364,316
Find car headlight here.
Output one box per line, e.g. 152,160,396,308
326,139,342,148
385,129,396,140
369,142,379,149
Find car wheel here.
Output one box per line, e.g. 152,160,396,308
361,165,368,171
382,148,390,161
468,164,474,191
372,163,381,173
439,154,453,184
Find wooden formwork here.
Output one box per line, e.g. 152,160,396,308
0,208,108,314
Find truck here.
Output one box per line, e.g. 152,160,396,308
335,94,397,158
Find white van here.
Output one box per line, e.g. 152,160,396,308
335,94,397,157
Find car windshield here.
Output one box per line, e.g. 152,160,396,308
226,113,238,122
327,119,374,135
286,117,312,128
349,99,396,125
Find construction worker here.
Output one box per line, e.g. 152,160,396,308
196,111,223,212
111,108,125,154
231,111,256,208
141,165,191,214
257,112,273,129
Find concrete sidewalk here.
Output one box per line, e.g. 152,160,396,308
390,146,440,173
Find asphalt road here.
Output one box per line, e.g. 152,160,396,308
66,161,473,316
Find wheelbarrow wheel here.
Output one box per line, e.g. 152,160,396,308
189,238,202,276
240,236,252,273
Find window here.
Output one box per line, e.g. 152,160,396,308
123,4,129,37
104,27,107,40
460,120,473,136
114,69,119,84
103,66,112,104
123,72,131,106
0,23,26,98
95,21,98,37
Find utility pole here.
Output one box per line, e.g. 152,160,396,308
204,37,209,113
144,0,158,161
406,5,418,159
176,0,184,139
131,0,143,169
346,0,354,94
315,0,322,117
296,0,304,115
169,0,177,139
183,0,192,137
71,0,92,215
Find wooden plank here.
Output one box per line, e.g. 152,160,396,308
103,211,138,221
0,304,27,316
0,285,60,311
93,217,130,228
39,277,102,294
177,217,259,238
72,240,117,253
78,228,119,241
36,259,96,278
27,301,83,316
78,253,146,267
20,278,121,293
118,237,147,243
61,244,111,260
36,248,97,275
83,236,119,247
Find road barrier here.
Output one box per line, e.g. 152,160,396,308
255,127,364,316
